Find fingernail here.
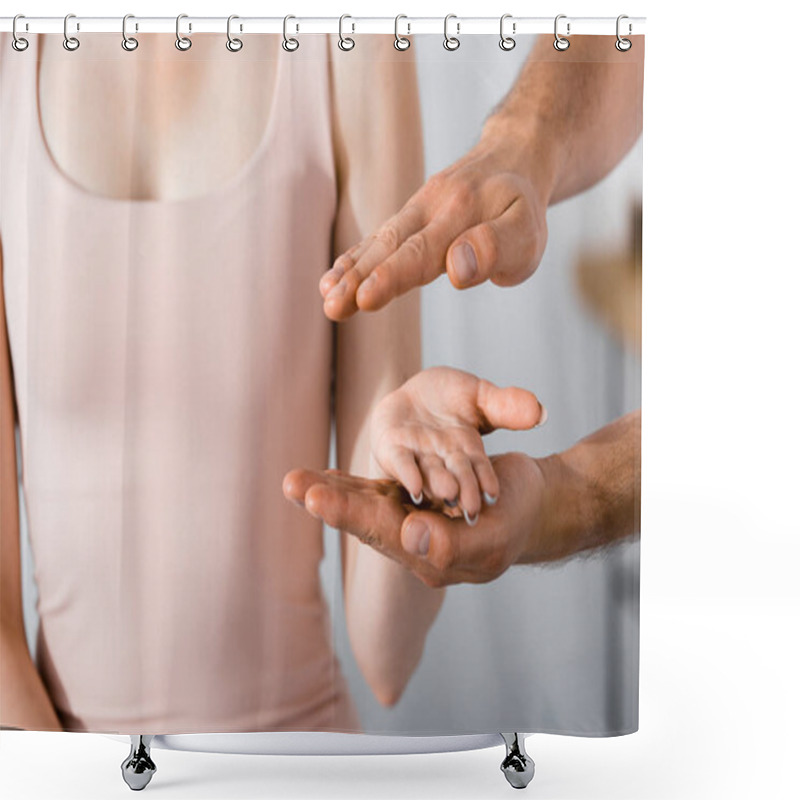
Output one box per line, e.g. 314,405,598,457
452,242,478,286
464,510,479,527
483,491,498,506
536,405,548,427
444,497,459,508
411,491,424,506
404,519,430,556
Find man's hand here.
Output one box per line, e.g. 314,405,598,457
319,133,550,321
283,409,640,587
369,366,545,524
283,453,545,588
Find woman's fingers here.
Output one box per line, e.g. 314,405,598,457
381,445,424,504
446,193,545,290
443,450,482,522
418,453,460,507
475,380,547,434
471,454,500,506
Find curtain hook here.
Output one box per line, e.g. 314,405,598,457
282,15,299,52
394,14,410,50
121,14,138,51
553,14,570,51
615,14,632,51
63,13,80,51
176,13,192,51
443,14,460,51
338,14,355,51
11,14,29,51
499,14,516,51
226,14,243,51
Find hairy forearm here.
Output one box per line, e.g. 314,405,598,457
482,34,644,206
0,625,63,730
522,408,641,564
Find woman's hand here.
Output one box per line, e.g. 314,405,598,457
318,130,550,321
283,452,545,587
369,367,546,526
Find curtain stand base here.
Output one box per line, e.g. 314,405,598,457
119,731,534,791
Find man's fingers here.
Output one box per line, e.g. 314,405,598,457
446,196,543,290
401,510,500,578
321,204,426,321
282,468,327,505
354,215,460,312
304,481,406,556
475,380,546,434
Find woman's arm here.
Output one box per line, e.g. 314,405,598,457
328,37,445,707
0,236,63,730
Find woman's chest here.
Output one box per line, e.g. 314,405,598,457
37,33,281,202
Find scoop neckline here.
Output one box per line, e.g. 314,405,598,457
32,33,285,207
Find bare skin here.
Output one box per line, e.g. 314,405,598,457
303,35,644,587
1,32,437,727
1,244,64,732
319,34,644,321
369,366,546,522
284,409,641,588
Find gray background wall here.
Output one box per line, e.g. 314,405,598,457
18,34,641,736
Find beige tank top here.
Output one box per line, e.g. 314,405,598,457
0,32,360,734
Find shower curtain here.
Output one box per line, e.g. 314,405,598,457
0,23,643,742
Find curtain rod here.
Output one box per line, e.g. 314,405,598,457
0,16,646,37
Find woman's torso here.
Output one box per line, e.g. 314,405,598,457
0,31,360,734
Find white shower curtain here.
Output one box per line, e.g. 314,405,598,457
1,23,642,741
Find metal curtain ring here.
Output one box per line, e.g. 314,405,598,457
615,14,632,51
553,14,570,51
175,13,192,50
226,14,243,51
394,15,410,50
63,13,80,51
11,14,29,51
338,14,355,51
499,14,516,51
122,14,138,51
443,14,460,51
282,15,299,52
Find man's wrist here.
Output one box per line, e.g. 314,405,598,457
480,110,564,210
527,448,600,564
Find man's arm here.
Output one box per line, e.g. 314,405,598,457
484,34,645,206
521,408,641,564
327,37,445,707
0,237,63,731
320,34,644,320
